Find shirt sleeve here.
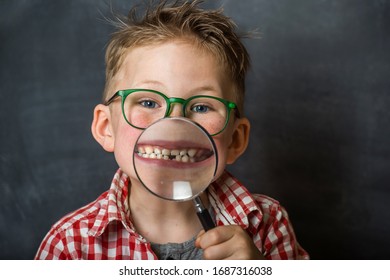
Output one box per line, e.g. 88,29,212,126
252,196,309,260
34,228,71,260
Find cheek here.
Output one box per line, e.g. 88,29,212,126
211,120,236,178
212,135,231,179
113,124,142,177
125,109,158,128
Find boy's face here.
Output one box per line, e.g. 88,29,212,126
92,40,249,186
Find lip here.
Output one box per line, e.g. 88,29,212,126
134,140,215,169
136,140,212,150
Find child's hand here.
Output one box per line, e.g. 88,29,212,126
195,225,265,260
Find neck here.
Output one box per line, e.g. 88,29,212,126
128,179,208,244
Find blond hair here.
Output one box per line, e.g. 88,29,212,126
103,0,250,114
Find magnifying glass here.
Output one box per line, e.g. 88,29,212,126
133,117,217,231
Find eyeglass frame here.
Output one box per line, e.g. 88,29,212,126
104,89,240,136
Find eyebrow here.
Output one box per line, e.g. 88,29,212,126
133,80,165,89
188,86,220,95
133,81,221,96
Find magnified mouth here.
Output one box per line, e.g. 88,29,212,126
136,145,214,163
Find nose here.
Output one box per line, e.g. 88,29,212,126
167,103,184,117
166,97,186,118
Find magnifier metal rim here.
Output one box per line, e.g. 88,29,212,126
132,117,218,202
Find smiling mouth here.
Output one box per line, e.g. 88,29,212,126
135,145,214,163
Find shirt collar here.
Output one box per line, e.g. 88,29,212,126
88,169,135,236
88,169,262,237
208,170,263,230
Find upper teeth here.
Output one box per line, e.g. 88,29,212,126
137,146,200,162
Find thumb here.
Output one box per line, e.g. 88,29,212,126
195,230,206,248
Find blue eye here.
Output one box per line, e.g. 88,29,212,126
191,104,209,113
140,100,158,108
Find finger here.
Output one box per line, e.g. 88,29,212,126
195,230,206,248
202,241,236,260
197,229,205,238
197,225,236,249
200,225,263,260
204,235,263,260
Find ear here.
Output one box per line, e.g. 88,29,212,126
91,104,115,152
226,117,250,164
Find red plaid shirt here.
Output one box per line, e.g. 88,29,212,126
35,169,309,260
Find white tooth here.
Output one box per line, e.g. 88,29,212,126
171,150,180,156
154,147,161,154
145,146,154,154
157,154,162,159
162,149,170,156
175,155,181,161
138,147,145,154
142,154,149,158
150,153,156,159
163,155,169,160
180,149,187,156
181,155,189,162
188,149,197,157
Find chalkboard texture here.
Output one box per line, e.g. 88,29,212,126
1,0,389,259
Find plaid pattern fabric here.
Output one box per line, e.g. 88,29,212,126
35,169,309,260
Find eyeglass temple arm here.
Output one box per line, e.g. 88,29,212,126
228,102,241,118
103,93,119,106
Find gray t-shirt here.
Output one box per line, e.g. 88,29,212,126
150,235,203,260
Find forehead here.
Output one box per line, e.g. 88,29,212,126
111,40,235,99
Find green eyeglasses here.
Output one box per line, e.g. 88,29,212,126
104,89,240,136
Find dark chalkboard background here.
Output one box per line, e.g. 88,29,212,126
1,0,389,259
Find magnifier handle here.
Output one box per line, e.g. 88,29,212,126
197,209,215,231
194,197,215,231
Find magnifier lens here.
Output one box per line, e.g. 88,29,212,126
133,117,217,201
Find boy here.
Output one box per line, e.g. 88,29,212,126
35,0,308,260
